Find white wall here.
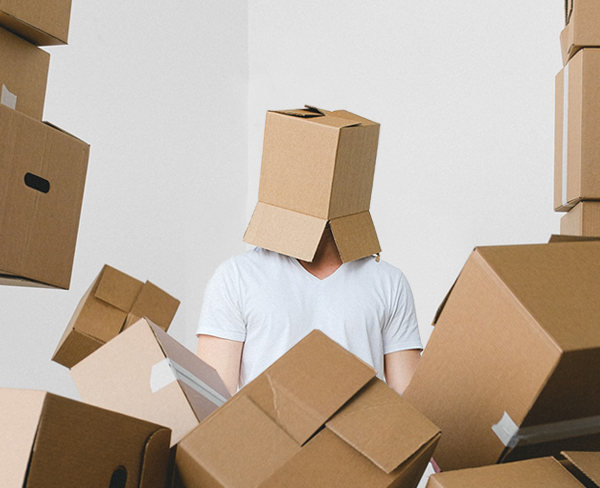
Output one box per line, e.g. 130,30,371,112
0,0,248,398
248,1,565,347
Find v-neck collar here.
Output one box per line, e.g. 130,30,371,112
291,257,345,283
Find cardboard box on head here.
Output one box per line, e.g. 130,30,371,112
560,0,600,65
244,106,381,263
0,388,172,488
175,330,441,488
404,239,600,472
0,0,72,45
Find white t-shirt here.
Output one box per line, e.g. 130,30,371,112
197,247,422,388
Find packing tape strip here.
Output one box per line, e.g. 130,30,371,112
562,62,570,208
150,358,228,407
1,85,17,110
492,411,600,448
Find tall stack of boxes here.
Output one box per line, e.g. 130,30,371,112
556,0,600,236
0,0,89,290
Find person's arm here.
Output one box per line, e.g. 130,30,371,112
197,334,244,396
384,348,421,395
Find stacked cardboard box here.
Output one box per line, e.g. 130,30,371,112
556,0,600,237
0,0,89,290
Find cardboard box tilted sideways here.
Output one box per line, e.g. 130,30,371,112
0,26,50,120
53,264,181,368
0,388,172,488
560,0,600,65
71,318,230,446
0,0,72,45
404,240,600,472
244,106,381,263
0,105,89,289
554,48,600,211
175,330,441,488
427,451,600,488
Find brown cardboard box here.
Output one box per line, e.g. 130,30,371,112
175,330,441,488
561,201,600,236
0,388,172,488
0,0,71,45
560,0,600,65
53,264,181,368
554,48,600,212
244,106,381,263
404,241,600,472
0,105,89,289
0,26,49,120
71,318,230,447
427,452,600,487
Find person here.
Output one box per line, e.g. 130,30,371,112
196,223,422,396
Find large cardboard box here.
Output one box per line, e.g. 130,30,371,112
427,452,600,487
175,330,441,488
53,264,181,368
71,318,230,446
0,388,172,488
0,0,71,45
0,26,49,120
404,241,600,472
244,106,381,263
554,48,600,212
560,0,600,65
561,201,600,237
0,105,89,289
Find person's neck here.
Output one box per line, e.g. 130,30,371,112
298,228,342,280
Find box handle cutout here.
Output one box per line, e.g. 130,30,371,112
24,173,50,193
109,466,127,488
565,0,573,25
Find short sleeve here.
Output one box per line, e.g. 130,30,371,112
382,272,423,354
196,259,247,342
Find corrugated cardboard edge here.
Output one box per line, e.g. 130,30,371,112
549,234,600,243
562,451,600,487
244,202,327,262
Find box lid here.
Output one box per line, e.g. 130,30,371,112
435,242,600,352
427,457,584,488
563,451,600,486
242,329,376,444
244,203,380,262
326,379,441,474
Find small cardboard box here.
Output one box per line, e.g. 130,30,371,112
560,0,600,65
244,106,381,263
0,26,50,120
71,318,231,447
404,241,600,472
0,105,89,289
175,330,441,488
53,264,181,368
561,201,600,237
0,388,172,488
554,48,600,212
427,452,600,487
0,0,71,45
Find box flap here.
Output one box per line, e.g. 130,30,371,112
427,457,583,488
273,106,325,118
242,330,376,445
329,211,380,263
475,241,600,351
128,281,180,331
244,202,327,262
548,234,600,243
179,394,300,488
0,389,46,488
328,109,379,127
563,451,600,487
326,378,441,474
138,428,172,488
94,264,144,312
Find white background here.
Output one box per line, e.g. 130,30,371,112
1,1,564,485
